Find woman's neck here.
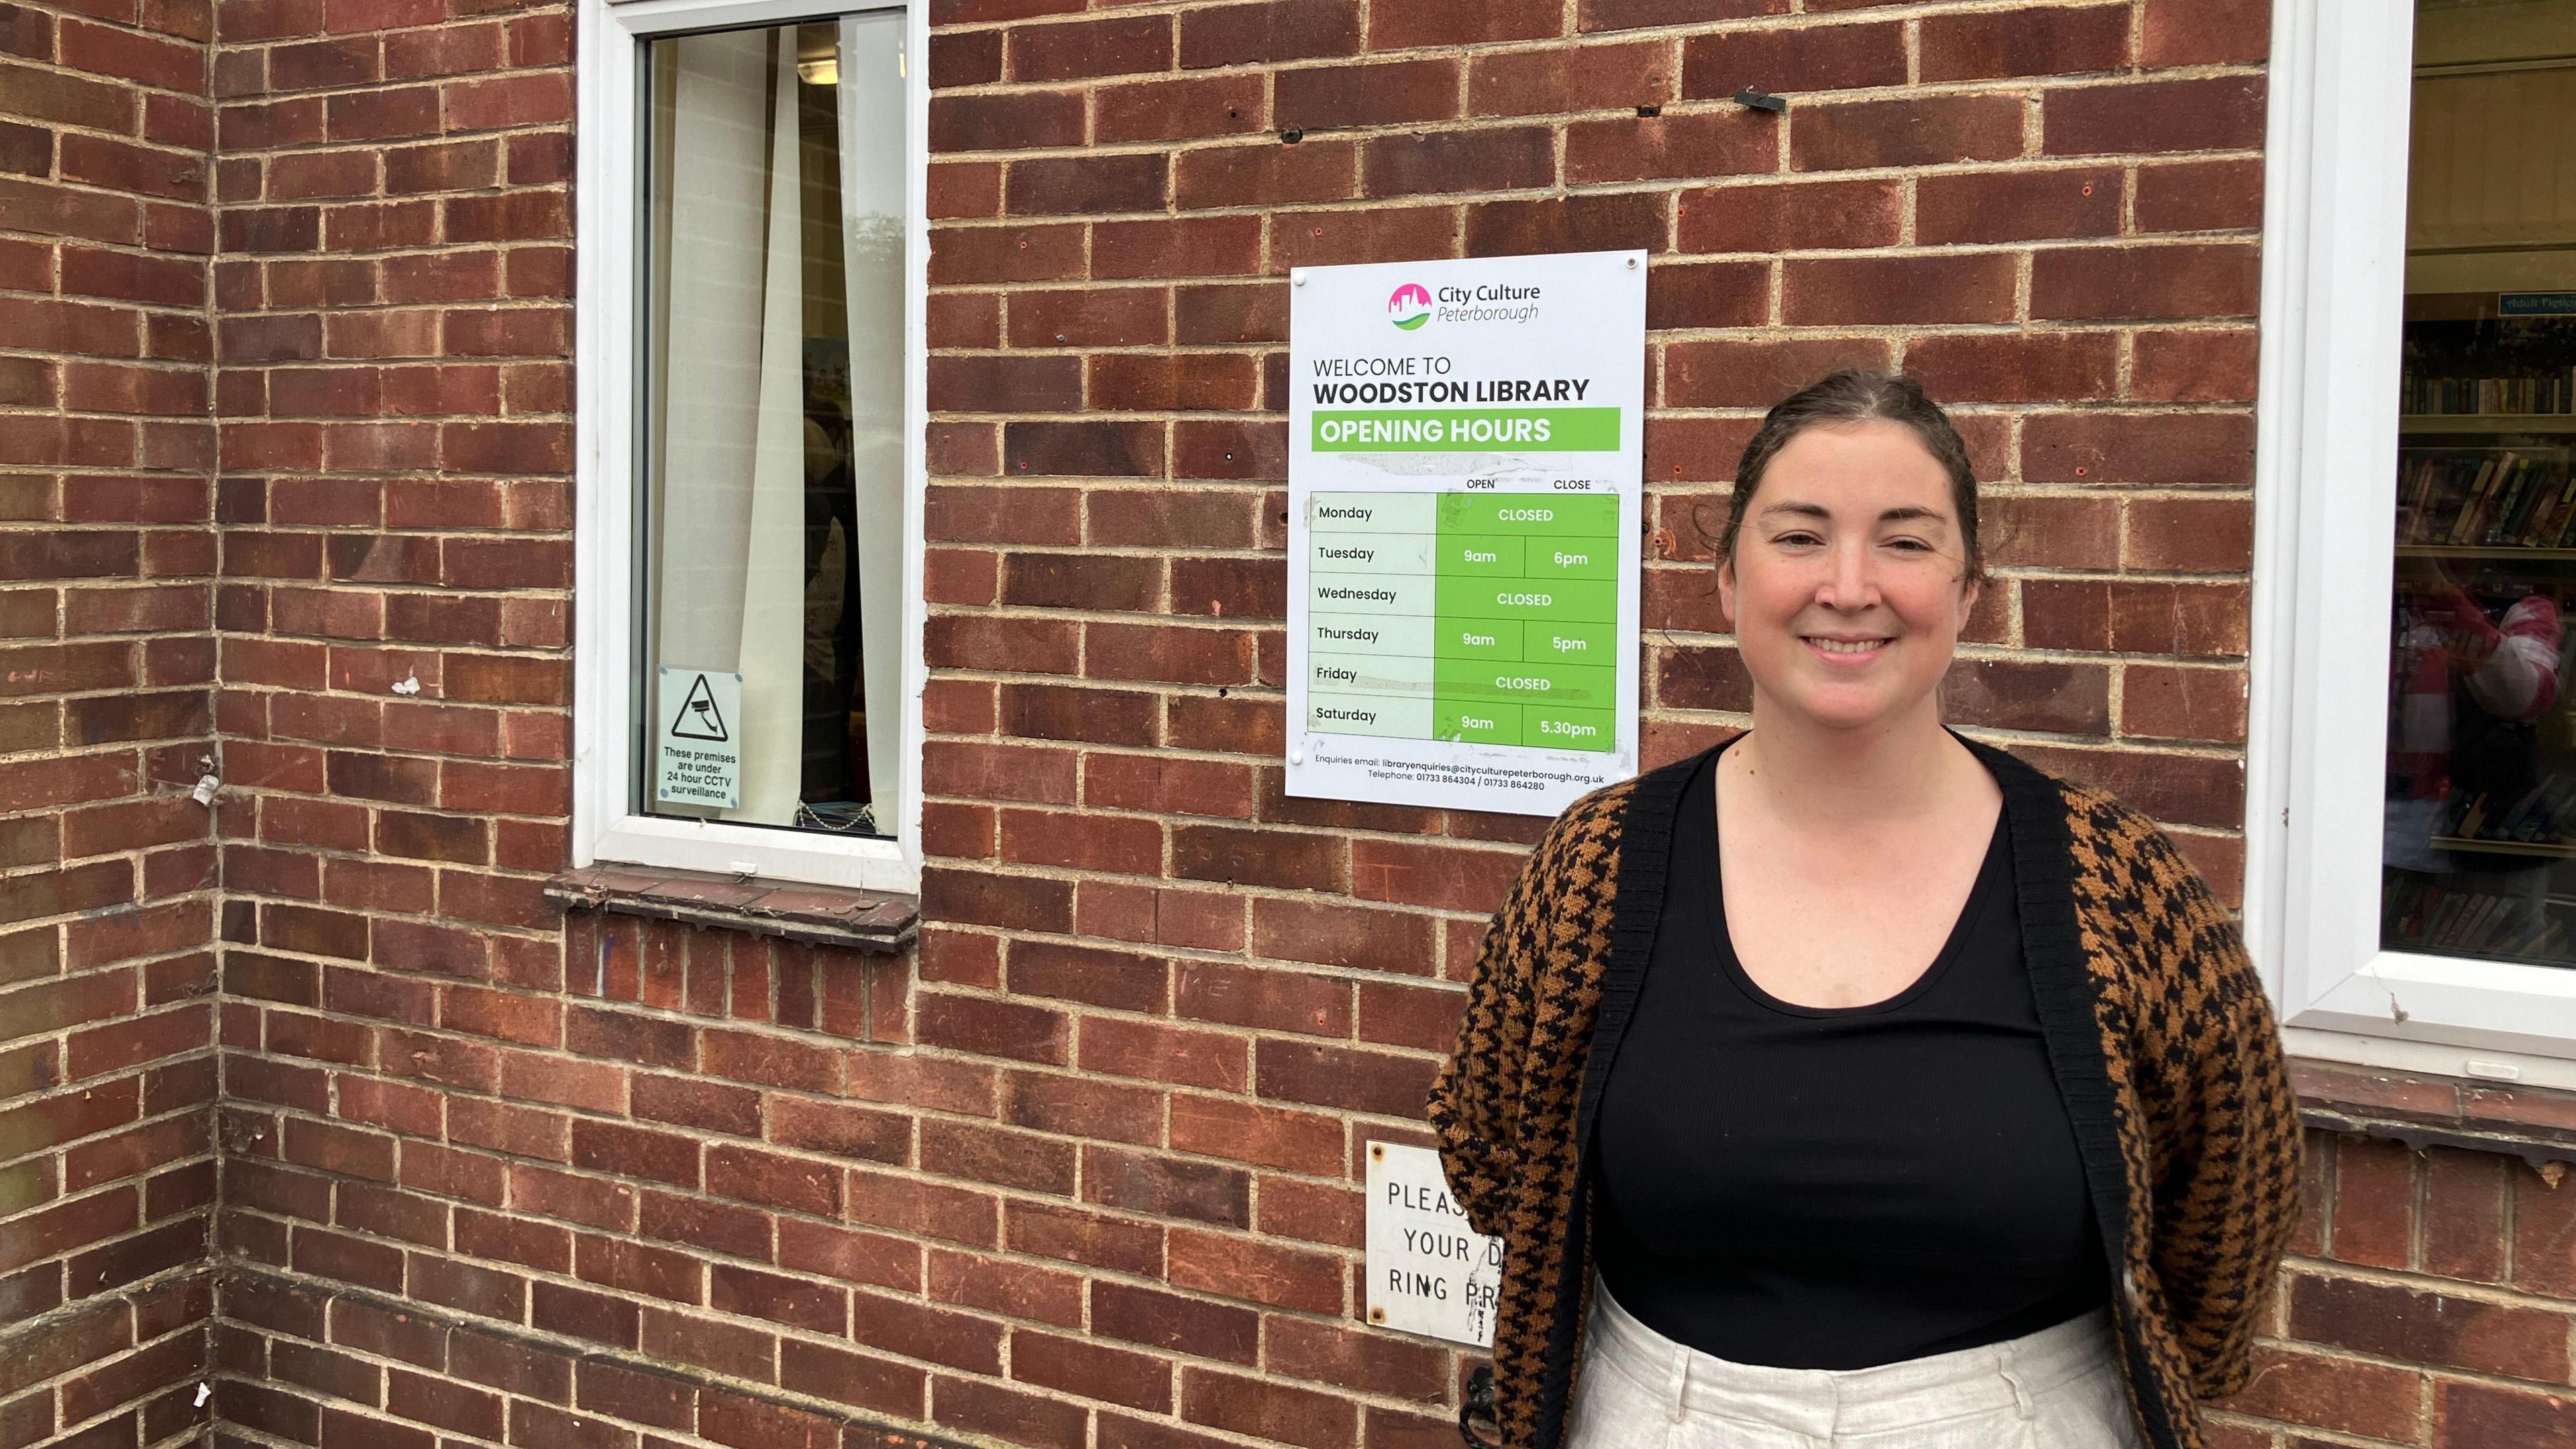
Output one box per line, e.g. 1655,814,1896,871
1727,695,1977,830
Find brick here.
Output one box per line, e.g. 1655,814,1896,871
1361,123,1555,197
2434,1381,2576,1449
1467,40,1672,115
2142,0,2268,66
1091,1281,1256,1365
2039,244,2265,325
1784,254,2016,326
2291,1272,2567,1382
1918,166,2120,245
928,224,1085,286
1678,176,1898,253
2046,76,2266,158
1181,0,1358,67
1004,421,1164,477
1079,1014,1247,1093
1904,332,2117,404
1275,59,1458,131
1682,20,1904,97
1256,1040,1437,1118
920,1117,1077,1200
1664,337,1892,410
851,1290,1004,1375
1006,154,1167,216
2137,156,2264,235
2023,411,2253,487
1271,1316,1446,1401
1465,191,1664,258
846,1165,998,1250
1791,95,2023,172
1085,1144,1249,1227
1177,140,1357,210
2119,663,2245,743
917,991,1069,1066
1565,111,1770,187
1919,4,2129,81
960,1065,1128,1144
1009,13,1169,82
2221,1344,2424,1441
1095,73,1265,144
2422,1146,2509,1283
767,1097,908,1163
1181,1368,1354,1449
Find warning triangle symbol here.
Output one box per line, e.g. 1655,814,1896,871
672,674,729,741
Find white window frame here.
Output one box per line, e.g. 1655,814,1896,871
2247,0,2576,1087
570,0,930,894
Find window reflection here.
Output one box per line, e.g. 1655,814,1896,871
2381,0,2576,963
639,13,906,839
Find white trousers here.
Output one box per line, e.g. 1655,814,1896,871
1565,1277,2150,1449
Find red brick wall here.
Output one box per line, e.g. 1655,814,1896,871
197,0,591,1428
95,1,2576,1448
2224,1128,2576,1449
908,0,2274,1440
0,0,223,1439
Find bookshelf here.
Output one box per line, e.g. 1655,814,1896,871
2402,415,2576,436
2393,442,2573,548
2386,309,2576,967
2398,545,2576,560
2432,836,2576,860
2378,5,2576,971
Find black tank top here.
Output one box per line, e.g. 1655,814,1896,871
1592,746,2108,1369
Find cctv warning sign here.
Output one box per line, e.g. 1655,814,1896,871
655,667,742,809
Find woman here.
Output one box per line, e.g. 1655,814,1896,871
1428,371,2299,1449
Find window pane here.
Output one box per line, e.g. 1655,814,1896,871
638,12,906,839
2382,1,2576,963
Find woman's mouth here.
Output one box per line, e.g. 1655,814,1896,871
1803,636,1889,661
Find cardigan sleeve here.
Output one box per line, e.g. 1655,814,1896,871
2129,835,2304,1399
1425,824,1558,1241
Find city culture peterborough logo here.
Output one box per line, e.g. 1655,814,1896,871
1387,282,1433,330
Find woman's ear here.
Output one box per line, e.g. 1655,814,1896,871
1716,553,1737,631
1959,571,1981,628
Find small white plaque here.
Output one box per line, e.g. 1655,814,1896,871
655,667,742,809
1365,1140,1502,1347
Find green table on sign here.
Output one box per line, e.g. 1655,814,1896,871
1305,491,1619,752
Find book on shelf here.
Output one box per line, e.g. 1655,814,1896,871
2385,873,2567,961
2434,781,2576,847
2398,449,2576,547
2402,370,2576,416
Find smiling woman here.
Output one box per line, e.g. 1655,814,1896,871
1428,372,2299,1449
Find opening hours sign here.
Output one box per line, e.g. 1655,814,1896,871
1287,250,1647,817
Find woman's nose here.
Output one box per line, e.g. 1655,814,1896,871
1815,539,1877,609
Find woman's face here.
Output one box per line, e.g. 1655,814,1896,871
1717,419,1978,735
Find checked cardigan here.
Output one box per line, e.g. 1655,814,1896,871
1426,737,2302,1449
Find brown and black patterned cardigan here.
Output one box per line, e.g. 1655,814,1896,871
1427,737,2301,1449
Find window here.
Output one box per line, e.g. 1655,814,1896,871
574,0,927,893
2251,0,2576,1079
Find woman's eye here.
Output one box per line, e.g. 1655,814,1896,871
1772,531,1821,547
1884,537,1932,553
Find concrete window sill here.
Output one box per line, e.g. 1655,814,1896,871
545,864,916,955
2296,1058,2576,1169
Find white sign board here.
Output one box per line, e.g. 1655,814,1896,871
1365,1140,1502,1347
1289,250,1646,817
655,666,742,809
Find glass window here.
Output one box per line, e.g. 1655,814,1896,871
2381,0,2576,963
635,12,907,841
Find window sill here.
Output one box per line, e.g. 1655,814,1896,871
2295,1057,2576,1168
546,864,916,955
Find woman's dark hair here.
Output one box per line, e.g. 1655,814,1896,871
1718,369,1984,583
